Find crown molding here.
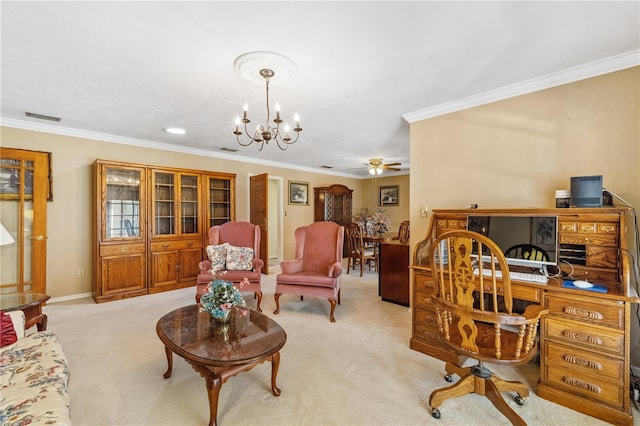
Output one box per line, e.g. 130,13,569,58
0,117,361,178
402,50,640,123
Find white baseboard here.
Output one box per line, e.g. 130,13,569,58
48,292,93,304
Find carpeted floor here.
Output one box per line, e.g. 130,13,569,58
43,265,629,425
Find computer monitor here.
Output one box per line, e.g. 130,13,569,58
570,175,603,207
467,215,558,267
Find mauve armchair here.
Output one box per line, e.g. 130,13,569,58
274,221,344,322
196,221,264,311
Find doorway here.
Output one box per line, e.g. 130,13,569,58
248,174,283,274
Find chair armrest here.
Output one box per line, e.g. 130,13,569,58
328,262,343,278
198,260,212,273
252,258,265,272
281,259,303,274
5,310,26,339
521,304,549,322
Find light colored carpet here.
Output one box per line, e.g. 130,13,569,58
43,265,632,426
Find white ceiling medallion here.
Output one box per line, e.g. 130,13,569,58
234,51,298,86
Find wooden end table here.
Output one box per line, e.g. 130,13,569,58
0,292,50,331
156,306,287,426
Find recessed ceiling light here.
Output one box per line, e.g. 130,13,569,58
164,127,187,135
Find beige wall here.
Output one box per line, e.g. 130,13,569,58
0,126,410,299
360,174,411,235
408,66,640,366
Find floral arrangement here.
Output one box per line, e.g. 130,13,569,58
200,278,248,319
353,207,391,236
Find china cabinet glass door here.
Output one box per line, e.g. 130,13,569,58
104,166,143,240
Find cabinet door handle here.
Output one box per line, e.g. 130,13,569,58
120,246,127,253
162,243,169,249
187,242,193,247
31,235,46,241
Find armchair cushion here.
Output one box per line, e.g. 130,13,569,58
226,245,254,271
206,243,229,272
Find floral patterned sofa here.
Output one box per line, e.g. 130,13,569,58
0,310,71,425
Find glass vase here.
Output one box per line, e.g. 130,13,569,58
212,310,231,324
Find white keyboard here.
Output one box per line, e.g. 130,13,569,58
473,268,548,284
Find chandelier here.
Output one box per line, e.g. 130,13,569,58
233,68,302,151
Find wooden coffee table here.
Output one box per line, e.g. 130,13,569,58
156,305,287,426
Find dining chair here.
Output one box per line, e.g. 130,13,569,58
345,222,377,276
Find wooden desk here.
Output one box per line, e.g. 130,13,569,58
410,208,639,425
378,241,410,306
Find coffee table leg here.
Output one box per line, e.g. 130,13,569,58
204,372,223,426
162,346,173,379
271,351,281,396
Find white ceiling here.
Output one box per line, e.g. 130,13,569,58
2,1,639,178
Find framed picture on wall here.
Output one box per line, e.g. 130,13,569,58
288,181,309,205
379,185,399,206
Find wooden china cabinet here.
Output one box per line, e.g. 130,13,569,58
313,184,353,226
93,161,147,302
93,160,235,303
148,168,203,293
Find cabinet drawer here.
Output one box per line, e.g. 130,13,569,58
544,340,623,383
544,317,624,354
151,240,202,251
100,243,146,257
543,363,623,409
546,296,624,330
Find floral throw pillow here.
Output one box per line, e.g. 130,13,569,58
226,245,254,271
206,243,229,273
1,311,17,347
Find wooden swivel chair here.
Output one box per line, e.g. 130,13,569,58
428,230,548,425
345,223,377,276
504,244,549,262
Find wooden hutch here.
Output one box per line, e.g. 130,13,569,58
410,208,639,425
313,184,353,226
92,160,235,302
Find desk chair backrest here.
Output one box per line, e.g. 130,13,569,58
430,230,544,363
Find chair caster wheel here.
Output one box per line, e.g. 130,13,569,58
431,408,441,419
444,374,453,382
514,394,525,406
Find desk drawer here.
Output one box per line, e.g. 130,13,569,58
414,319,441,344
414,290,435,310
547,295,624,330
414,273,436,293
543,363,623,409
544,317,624,354
543,340,623,383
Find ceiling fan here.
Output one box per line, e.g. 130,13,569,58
367,158,401,175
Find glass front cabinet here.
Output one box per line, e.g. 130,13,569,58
93,161,147,301
93,160,235,302
149,169,203,293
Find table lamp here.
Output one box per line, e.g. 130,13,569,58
0,223,15,246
